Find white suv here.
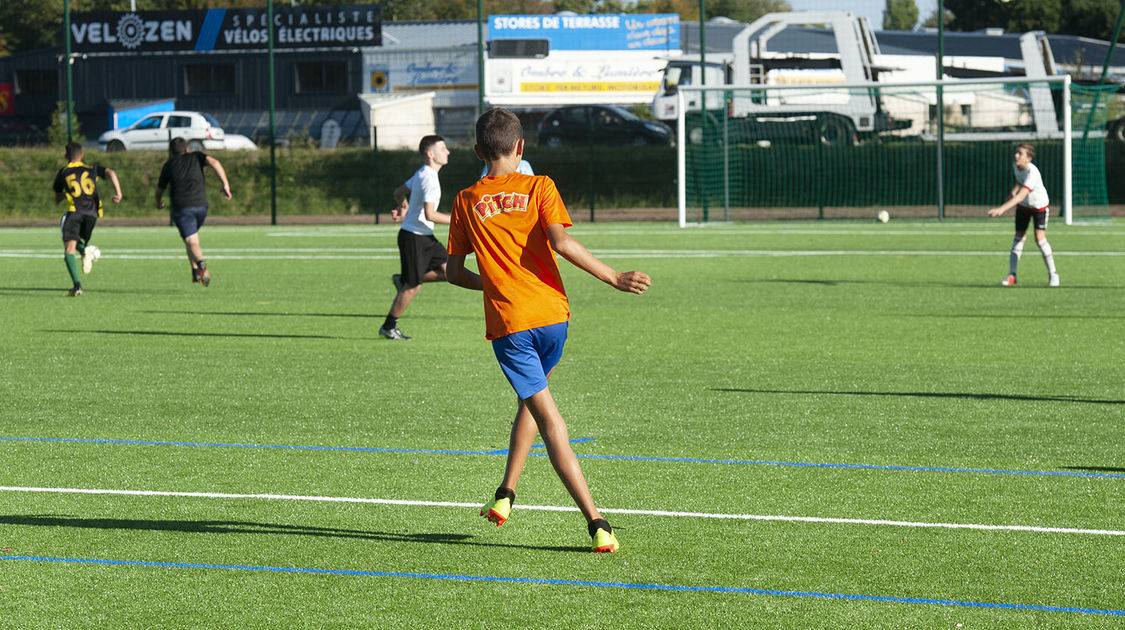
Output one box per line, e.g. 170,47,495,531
98,111,226,152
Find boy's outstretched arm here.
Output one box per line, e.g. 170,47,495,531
546,223,650,294
446,254,483,290
988,185,1029,217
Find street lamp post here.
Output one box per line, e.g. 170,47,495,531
477,0,486,116
936,0,945,221
64,0,73,143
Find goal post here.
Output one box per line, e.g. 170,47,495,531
676,76,1112,226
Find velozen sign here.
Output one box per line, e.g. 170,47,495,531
70,4,381,53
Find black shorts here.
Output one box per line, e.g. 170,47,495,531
397,229,448,287
60,212,97,244
1015,206,1048,232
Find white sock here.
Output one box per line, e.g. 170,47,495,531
1037,239,1057,275
1009,235,1026,276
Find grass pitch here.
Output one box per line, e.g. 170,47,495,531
1,221,1122,628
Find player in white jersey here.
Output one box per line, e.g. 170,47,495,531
379,135,453,340
987,143,1059,287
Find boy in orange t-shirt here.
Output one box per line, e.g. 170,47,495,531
446,108,651,552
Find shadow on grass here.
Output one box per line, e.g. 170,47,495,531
713,388,1123,405
138,310,477,321
0,515,585,552
41,329,357,341
748,278,1121,292
141,310,380,319
1060,466,1125,473
749,278,975,289
0,287,172,295
899,312,1125,321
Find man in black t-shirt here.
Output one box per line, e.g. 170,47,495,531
53,142,122,296
155,137,232,286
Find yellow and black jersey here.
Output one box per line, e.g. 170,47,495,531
53,161,108,217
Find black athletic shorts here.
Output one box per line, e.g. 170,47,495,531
60,212,97,244
1015,206,1049,232
397,229,448,287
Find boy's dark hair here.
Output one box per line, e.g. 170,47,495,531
475,108,523,162
65,142,83,161
1016,142,1035,160
169,137,188,155
418,134,445,156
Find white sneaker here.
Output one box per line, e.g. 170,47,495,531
378,326,411,340
1048,273,1060,287
81,245,100,274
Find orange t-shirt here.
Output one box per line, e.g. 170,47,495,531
448,172,572,340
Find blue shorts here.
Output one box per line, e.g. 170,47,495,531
172,205,208,239
491,322,568,400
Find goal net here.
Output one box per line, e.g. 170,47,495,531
676,76,1113,225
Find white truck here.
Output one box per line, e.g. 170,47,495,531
652,11,911,145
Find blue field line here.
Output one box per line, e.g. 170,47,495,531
0,436,593,457
3,435,1122,479
2,555,1121,617
562,452,1125,479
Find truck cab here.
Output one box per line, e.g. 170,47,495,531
653,12,910,145
653,56,732,123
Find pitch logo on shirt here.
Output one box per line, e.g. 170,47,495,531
474,191,529,221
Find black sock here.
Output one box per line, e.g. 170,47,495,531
588,518,611,538
382,314,398,330
494,487,515,504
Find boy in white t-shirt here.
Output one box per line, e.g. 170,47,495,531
380,135,453,340
987,143,1059,287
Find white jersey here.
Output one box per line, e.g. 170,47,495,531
1013,162,1049,210
400,165,441,235
479,159,534,179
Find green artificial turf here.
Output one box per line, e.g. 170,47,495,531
0,221,1122,628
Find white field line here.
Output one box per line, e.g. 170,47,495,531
2,249,1123,261
263,228,1125,238
5,224,1119,237
2,485,1122,537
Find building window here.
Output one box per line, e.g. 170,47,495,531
14,69,57,95
489,39,549,59
296,61,347,94
185,64,235,94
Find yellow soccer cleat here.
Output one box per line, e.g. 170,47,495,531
589,519,619,553
481,496,511,526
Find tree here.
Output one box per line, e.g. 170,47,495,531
554,0,628,12
383,0,548,21
883,0,918,31
47,101,84,145
0,0,67,52
710,0,790,23
634,0,790,21
944,0,1063,34
1059,0,1121,41
921,5,953,29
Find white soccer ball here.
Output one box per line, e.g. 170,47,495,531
877,210,890,223
87,245,101,260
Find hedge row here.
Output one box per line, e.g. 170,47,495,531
2,140,1121,221
0,145,676,220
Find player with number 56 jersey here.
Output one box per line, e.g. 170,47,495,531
52,141,122,296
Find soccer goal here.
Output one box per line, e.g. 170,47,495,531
676,76,1114,225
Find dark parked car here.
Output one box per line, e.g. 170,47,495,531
537,105,673,147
